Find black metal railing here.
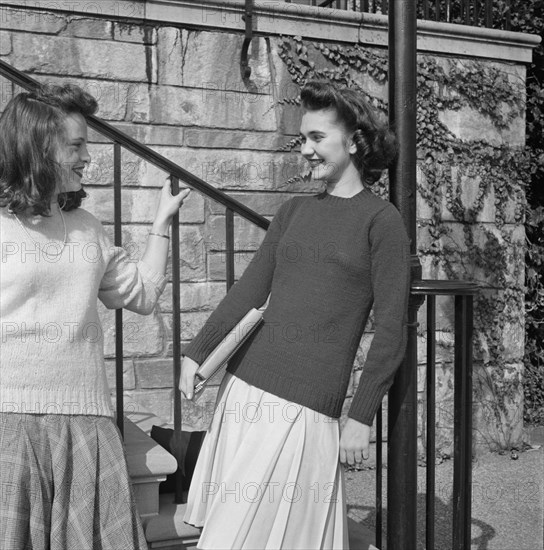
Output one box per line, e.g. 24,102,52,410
372,280,478,549
0,58,478,547
412,280,478,550
286,0,511,29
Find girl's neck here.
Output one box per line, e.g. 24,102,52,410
325,174,364,198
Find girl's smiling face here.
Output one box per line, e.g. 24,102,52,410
55,112,91,194
299,108,357,184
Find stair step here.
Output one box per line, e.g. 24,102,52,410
123,414,177,521
146,493,201,549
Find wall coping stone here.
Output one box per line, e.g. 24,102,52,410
3,0,540,63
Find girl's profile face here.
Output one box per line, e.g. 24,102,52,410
299,108,356,184
55,112,90,195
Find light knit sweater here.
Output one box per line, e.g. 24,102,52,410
184,190,411,425
0,207,166,417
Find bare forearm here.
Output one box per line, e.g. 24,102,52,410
141,218,171,274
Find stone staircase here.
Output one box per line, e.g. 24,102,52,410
124,409,201,550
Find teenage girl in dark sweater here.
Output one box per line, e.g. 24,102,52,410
181,80,411,549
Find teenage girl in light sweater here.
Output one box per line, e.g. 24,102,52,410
0,83,189,549
180,80,411,549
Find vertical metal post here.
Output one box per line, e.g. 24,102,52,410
387,1,420,549
485,0,493,27
114,143,124,437
170,176,184,504
375,406,383,549
504,0,511,30
452,295,473,549
226,209,235,291
463,0,470,25
426,295,437,550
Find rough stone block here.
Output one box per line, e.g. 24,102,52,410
177,311,213,341
84,186,205,224
440,165,520,224
114,23,156,44
0,8,66,34
99,305,165,358
125,83,152,123
205,215,266,251
208,251,253,281
207,192,293,217
89,122,184,146
156,27,185,86
416,164,435,220
174,225,207,282
474,288,525,364
418,222,525,288
185,128,287,152
61,17,112,39
159,282,226,313
134,358,174,389
104,358,136,391
0,32,12,56
148,86,276,130
351,70,388,104
11,34,148,82
182,32,271,91
123,390,173,423
269,40,302,136
438,106,525,147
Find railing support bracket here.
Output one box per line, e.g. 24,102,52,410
241,0,254,80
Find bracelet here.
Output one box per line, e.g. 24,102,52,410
149,231,170,240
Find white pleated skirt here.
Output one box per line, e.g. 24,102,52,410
184,373,349,550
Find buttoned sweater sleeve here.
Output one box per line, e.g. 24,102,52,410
348,203,411,425
183,200,293,365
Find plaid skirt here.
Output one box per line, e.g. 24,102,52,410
184,373,348,549
0,413,147,550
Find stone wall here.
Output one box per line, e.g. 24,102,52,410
0,2,536,451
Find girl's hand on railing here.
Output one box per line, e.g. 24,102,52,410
141,179,190,275
339,418,371,466
180,355,199,401
152,177,190,235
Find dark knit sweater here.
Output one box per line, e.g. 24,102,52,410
184,189,411,425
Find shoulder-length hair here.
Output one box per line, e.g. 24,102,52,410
0,83,98,216
300,80,397,185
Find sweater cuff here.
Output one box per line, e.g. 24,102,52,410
347,379,386,426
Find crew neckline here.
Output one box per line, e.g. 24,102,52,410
318,188,369,202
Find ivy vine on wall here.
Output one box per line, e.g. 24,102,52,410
277,35,530,449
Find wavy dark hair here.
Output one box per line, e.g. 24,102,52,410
300,80,397,185
0,83,98,216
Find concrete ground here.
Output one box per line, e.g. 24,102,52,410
345,428,544,550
